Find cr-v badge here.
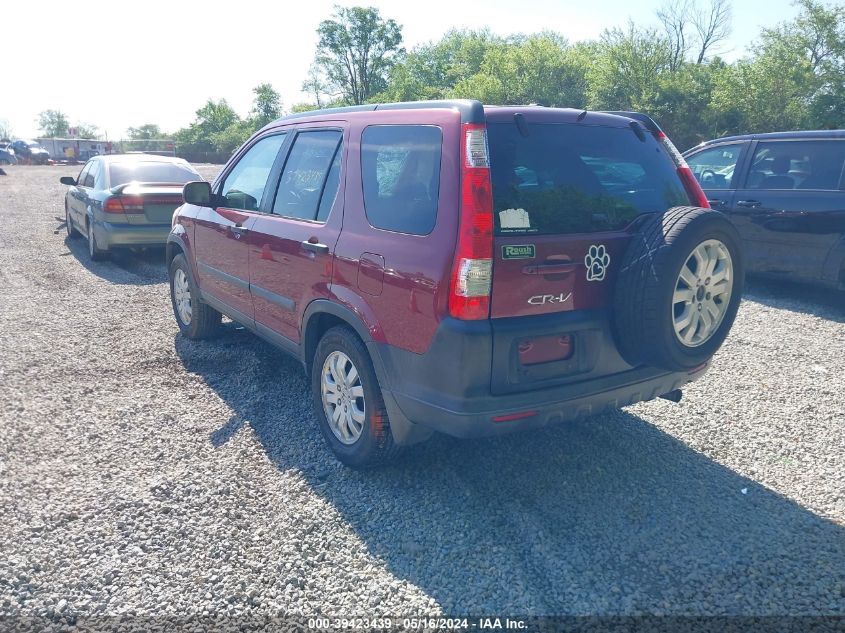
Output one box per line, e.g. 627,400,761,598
528,292,572,305
585,244,610,281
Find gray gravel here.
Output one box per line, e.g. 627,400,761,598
0,165,843,626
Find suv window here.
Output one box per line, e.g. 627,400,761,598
746,140,845,190
686,144,742,190
488,122,688,235
361,125,442,235
272,130,342,221
220,134,287,211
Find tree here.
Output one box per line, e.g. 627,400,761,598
127,124,164,140
692,0,732,64
448,34,591,108
76,123,99,139
302,64,327,108
0,119,11,140
764,0,845,128
587,23,673,112
249,83,282,129
311,5,404,105
656,0,731,67
657,0,693,71
37,110,69,137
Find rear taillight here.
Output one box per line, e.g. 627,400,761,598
449,123,494,320
104,195,145,214
655,131,709,208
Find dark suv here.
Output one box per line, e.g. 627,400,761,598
11,139,50,164
167,100,744,467
684,130,845,289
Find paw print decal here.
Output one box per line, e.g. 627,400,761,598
585,244,610,282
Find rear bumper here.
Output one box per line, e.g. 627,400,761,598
383,364,703,439
94,221,170,248
369,315,707,443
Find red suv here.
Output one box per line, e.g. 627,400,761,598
168,100,744,467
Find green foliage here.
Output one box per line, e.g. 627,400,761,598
174,98,241,152
586,23,673,112
250,83,283,129
75,123,99,139
127,124,165,140
450,34,591,108
311,5,404,104
290,103,322,114
37,110,69,137
165,1,845,162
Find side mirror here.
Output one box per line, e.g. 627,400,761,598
183,181,212,206
59,176,76,185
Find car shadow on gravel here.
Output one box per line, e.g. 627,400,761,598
62,231,167,286
176,330,845,615
743,275,845,323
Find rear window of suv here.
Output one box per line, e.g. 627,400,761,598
488,122,689,235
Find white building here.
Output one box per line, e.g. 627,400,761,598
36,138,109,161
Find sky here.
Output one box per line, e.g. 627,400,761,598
3,0,801,140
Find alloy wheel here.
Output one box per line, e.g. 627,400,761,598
672,238,733,347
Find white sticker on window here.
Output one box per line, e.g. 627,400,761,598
499,208,531,229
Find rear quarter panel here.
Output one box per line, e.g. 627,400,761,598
330,109,461,354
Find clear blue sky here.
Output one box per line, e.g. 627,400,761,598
4,0,801,139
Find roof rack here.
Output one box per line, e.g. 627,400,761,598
273,99,485,125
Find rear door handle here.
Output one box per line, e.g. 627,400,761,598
230,225,249,234
522,263,577,275
708,199,726,208
736,200,762,208
302,240,329,254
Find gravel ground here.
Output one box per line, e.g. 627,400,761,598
0,165,843,628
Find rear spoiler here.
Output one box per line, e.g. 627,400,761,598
110,182,184,195
601,111,663,134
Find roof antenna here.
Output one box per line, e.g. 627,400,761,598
577,110,588,122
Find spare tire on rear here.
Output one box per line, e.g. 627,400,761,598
613,206,744,372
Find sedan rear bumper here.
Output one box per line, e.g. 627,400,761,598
94,221,170,249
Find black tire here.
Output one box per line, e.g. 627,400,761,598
311,326,401,468
168,254,221,339
65,203,79,239
613,206,744,371
87,220,109,261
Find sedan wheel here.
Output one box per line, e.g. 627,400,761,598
65,205,77,239
87,222,107,261
321,351,366,445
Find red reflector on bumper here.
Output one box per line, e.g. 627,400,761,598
492,410,538,423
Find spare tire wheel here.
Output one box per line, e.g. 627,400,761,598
613,206,744,372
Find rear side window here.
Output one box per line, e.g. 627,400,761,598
273,130,342,221
110,162,200,188
746,140,845,190
361,125,442,235
77,163,91,187
83,162,97,188
488,122,688,235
